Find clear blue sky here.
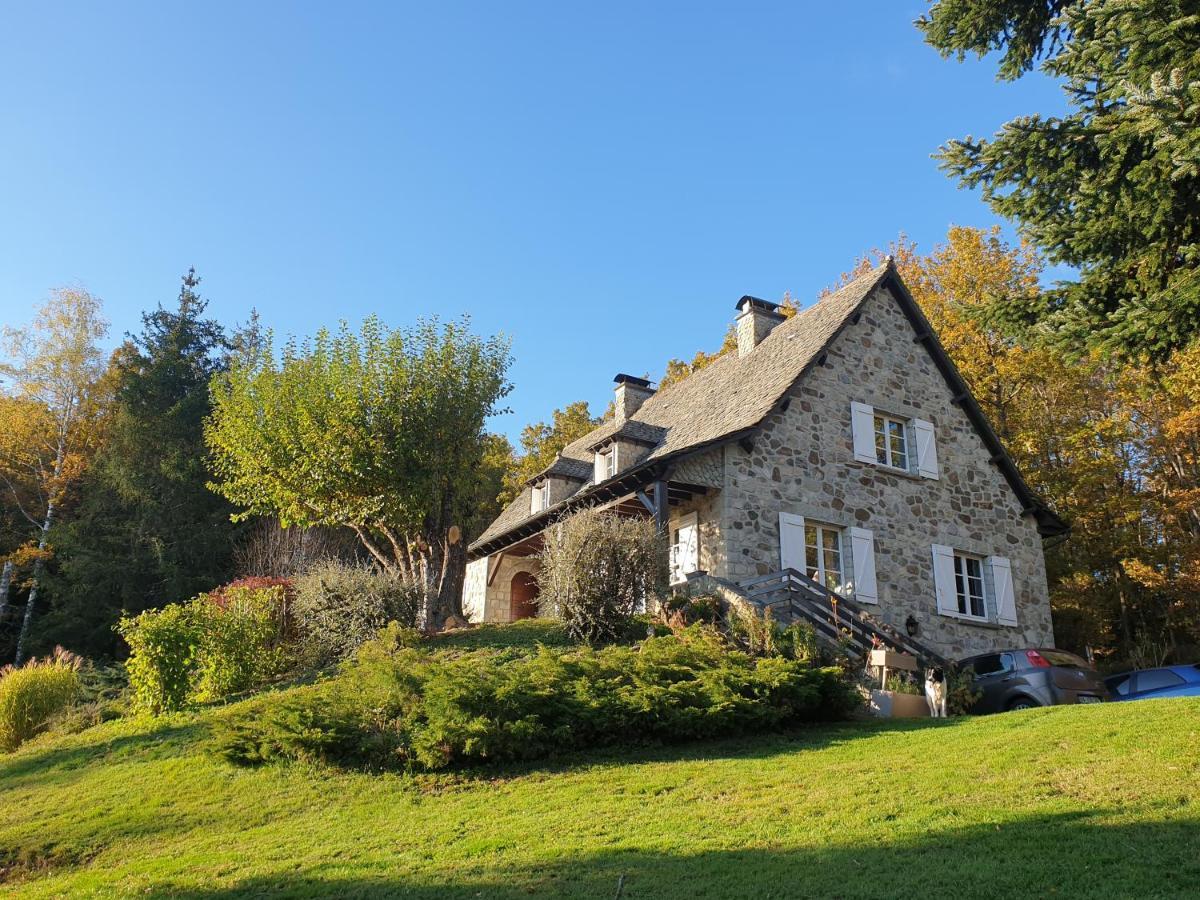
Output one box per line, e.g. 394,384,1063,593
0,2,1064,443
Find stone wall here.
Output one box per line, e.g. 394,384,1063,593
464,552,541,624
720,284,1054,658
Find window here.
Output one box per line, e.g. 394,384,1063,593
851,402,938,478
952,552,986,619
1136,669,1185,693
595,445,617,482
804,523,844,592
531,481,549,513
873,414,909,470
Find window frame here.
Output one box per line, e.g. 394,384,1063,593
873,412,911,472
804,522,845,594
596,445,618,482
531,480,550,513
952,551,987,620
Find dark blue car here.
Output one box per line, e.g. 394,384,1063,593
1104,665,1200,701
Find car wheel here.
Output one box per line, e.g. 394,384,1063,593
1007,695,1041,711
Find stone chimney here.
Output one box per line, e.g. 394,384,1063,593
735,296,786,357
613,373,654,423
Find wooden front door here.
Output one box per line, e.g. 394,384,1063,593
510,571,540,620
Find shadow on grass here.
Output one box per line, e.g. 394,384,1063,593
150,811,1200,899
0,721,207,787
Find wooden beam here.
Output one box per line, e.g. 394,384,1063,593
486,551,506,586
653,480,668,532
635,490,656,515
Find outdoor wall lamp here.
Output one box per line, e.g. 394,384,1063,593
905,615,919,637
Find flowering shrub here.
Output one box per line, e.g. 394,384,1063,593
0,647,83,752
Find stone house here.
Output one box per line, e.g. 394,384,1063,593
465,260,1067,659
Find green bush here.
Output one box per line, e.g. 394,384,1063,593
118,603,201,714
216,625,860,772
118,583,293,713
292,561,423,663
0,647,82,752
193,584,292,702
538,509,667,643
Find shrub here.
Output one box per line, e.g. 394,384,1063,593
118,603,201,714
193,584,292,702
538,509,667,643
292,561,423,663
216,625,860,772
118,583,294,713
0,647,82,752
947,665,982,716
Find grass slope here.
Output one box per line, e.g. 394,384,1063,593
2,691,1198,898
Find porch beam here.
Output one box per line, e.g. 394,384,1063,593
653,479,668,532
635,490,657,516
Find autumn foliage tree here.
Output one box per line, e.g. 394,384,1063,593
0,290,110,662
205,316,512,628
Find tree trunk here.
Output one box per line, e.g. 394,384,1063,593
0,560,11,623
14,499,55,665
417,534,466,631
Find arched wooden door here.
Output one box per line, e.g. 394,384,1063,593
510,571,540,620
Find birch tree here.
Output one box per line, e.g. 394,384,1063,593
0,289,109,662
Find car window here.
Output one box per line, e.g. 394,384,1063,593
1038,649,1087,668
1136,669,1185,692
971,654,1004,677
1106,673,1133,696
999,652,1016,673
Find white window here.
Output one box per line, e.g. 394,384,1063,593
851,401,939,479
805,523,844,593
531,481,549,513
669,512,699,584
780,513,876,603
594,445,618,483
953,552,986,619
874,414,909,470
932,545,1017,626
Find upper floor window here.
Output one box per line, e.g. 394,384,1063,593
851,401,939,479
873,414,909,470
595,445,617,482
531,481,550,513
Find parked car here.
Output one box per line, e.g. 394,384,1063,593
958,648,1109,713
1104,665,1200,702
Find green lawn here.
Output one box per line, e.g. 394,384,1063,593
2,689,1198,898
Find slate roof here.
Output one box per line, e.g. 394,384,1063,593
472,259,1068,553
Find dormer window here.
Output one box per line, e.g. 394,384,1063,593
531,480,550,513
595,445,618,483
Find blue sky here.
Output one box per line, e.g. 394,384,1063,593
0,2,1065,443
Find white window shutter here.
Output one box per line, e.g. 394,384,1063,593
851,402,876,463
849,527,878,604
914,418,939,479
670,513,699,584
779,512,805,573
988,556,1018,626
594,452,606,483
931,544,958,616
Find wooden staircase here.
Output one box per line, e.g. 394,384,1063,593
737,568,951,669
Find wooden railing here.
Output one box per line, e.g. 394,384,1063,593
738,568,951,669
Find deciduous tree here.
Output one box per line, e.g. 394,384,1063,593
205,316,511,627
0,289,109,662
